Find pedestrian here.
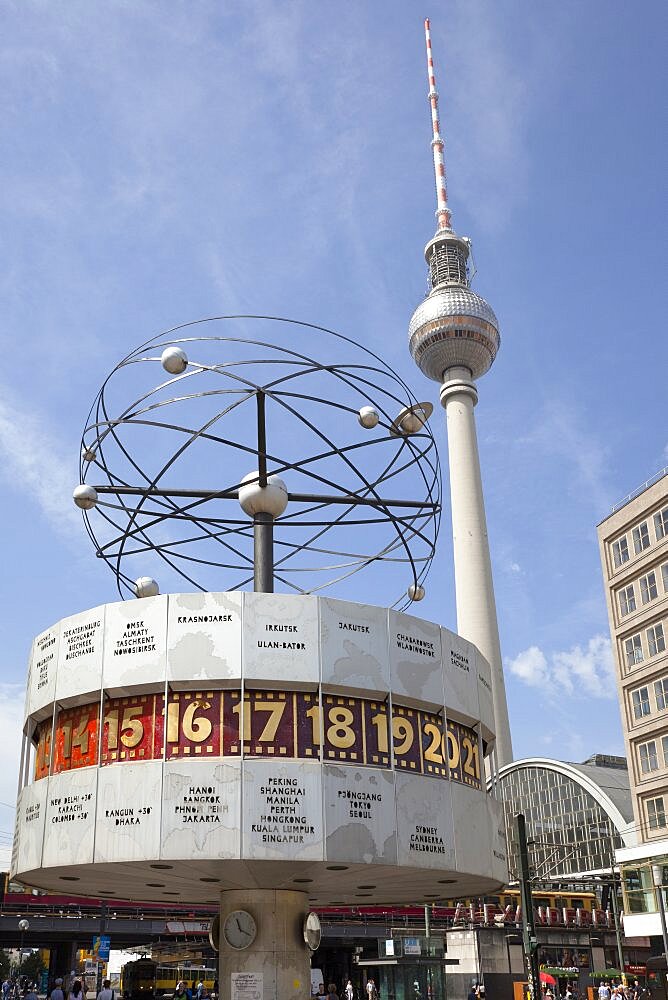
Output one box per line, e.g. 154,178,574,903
69,982,84,1000
598,983,611,1000
327,985,339,1000
96,982,114,1000
345,982,354,1000
467,985,477,1000
366,982,377,1000
51,980,65,1000
174,984,189,1000
24,987,38,1000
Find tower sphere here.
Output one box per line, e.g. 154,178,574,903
408,284,500,383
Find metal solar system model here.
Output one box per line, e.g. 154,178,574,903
12,23,509,1000
73,316,440,609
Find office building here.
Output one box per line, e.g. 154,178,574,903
597,469,668,938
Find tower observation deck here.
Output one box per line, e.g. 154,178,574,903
409,18,513,766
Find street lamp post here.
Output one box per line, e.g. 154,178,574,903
17,920,29,987
607,871,626,984
516,814,541,1000
652,864,668,962
602,832,627,988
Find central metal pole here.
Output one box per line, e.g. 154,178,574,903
254,512,274,593
253,390,274,593
257,390,268,487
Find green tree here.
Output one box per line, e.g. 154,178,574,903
17,952,45,983
0,950,10,982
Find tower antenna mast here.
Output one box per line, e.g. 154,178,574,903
424,18,452,233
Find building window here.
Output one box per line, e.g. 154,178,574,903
613,537,630,567
633,522,650,554
633,686,651,719
662,563,668,593
619,585,637,617
640,572,658,605
662,736,668,767
625,634,644,667
655,508,668,541
647,796,667,831
655,678,668,712
648,623,666,657
639,741,659,773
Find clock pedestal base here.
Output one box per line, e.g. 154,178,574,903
219,889,311,1000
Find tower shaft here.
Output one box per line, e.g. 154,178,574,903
441,371,513,765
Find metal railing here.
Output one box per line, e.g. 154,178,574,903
610,467,668,515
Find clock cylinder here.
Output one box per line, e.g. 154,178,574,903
218,889,311,1000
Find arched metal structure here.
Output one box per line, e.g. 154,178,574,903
493,756,635,879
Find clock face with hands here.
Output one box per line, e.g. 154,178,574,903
223,909,257,950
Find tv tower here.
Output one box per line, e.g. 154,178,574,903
409,18,513,765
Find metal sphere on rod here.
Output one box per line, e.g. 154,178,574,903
358,405,380,429
238,472,289,518
161,345,189,374
73,484,98,510
134,577,160,598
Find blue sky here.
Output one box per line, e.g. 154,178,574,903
0,0,665,854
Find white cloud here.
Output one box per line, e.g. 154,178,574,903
552,635,615,698
507,634,615,700
0,394,79,535
507,645,549,688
